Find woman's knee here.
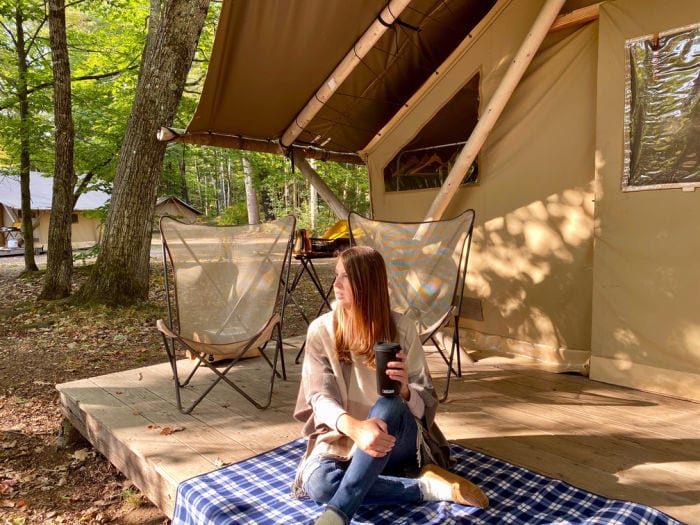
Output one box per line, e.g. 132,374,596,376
369,396,410,429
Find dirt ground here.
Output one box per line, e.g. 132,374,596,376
0,255,333,524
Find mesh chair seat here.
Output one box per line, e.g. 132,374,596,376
157,215,296,413
156,313,279,359
348,210,475,401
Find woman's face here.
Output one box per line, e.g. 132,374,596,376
333,257,354,310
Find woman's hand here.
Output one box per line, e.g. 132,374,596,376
337,415,396,457
387,352,410,400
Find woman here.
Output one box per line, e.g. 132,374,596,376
292,246,488,525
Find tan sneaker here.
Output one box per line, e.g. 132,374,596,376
419,464,489,509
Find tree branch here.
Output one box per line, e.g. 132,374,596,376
0,63,140,109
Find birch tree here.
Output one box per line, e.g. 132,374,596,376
242,154,259,224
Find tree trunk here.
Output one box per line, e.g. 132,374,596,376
14,6,38,273
195,156,202,209
309,159,318,231
41,0,76,300
292,150,349,220
179,143,189,202
293,170,298,210
79,0,211,306
284,165,290,213
242,155,259,224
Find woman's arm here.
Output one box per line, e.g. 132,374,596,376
336,413,396,457
294,315,347,432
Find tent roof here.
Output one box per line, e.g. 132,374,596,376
172,0,598,163
176,0,498,162
156,196,203,216
0,172,110,211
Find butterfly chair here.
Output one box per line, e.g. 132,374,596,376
348,210,475,402
156,215,296,413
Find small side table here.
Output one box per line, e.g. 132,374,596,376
284,252,336,363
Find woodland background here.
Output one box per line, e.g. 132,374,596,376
1,0,369,303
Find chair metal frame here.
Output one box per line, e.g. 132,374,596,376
157,215,296,413
348,210,475,401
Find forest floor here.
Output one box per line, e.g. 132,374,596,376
0,254,330,524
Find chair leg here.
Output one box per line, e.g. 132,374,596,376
160,332,183,411
440,322,469,402
440,337,458,403
258,324,286,380
182,353,268,413
430,334,460,376
295,339,306,364
179,331,285,413
275,323,286,381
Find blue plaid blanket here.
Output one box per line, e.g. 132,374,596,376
172,439,682,524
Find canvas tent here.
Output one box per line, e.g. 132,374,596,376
0,172,109,251
164,0,700,403
154,196,202,224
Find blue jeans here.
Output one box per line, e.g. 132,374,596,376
302,396,423,524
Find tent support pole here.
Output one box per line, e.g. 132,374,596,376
424,0,567,221
280,0,412,148
292,149,350,221
157,127,361,164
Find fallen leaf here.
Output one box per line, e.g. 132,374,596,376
160,425,185,435
72,448,89,461
147,424,159,430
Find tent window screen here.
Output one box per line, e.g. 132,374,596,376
623,24,700,191
384,74,480,192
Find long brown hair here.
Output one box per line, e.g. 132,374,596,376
334,246,397,365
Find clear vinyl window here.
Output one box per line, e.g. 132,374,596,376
623,24,700,191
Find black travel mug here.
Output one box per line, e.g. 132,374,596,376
374,342,401,396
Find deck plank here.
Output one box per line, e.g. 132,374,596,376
57,354,700,524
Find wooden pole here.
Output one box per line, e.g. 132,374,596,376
292,149,350,220
550,2,601,32
424,0,567,221
279,0,411,148
157,127,362,164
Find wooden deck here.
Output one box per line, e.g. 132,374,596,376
57,344,700,524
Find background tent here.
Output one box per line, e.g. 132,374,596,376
154,196,202,225
0,172,110,251
167,0,700,403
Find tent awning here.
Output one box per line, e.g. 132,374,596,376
176,0,496,161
